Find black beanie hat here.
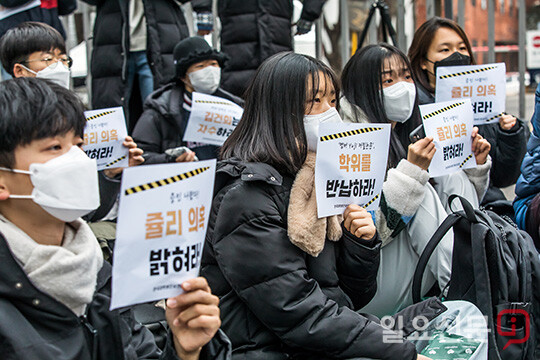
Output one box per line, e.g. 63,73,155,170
173,36,228,79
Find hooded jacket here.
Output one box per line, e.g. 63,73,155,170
200,158,422,360
217,0,326,96
79,0,211,111
514,84,540,236
132,83,243,164
0,230,231,360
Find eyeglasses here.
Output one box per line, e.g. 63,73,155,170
22,56,73,69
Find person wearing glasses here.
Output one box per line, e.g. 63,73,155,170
0,21,72,88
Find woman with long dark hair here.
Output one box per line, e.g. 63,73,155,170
408,17,528,206
201,51,437,359
200,51,489,360
340,44,492,317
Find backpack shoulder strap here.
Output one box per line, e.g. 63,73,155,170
412,213,460,303
412,195,477,303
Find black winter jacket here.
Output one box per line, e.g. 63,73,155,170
79,0,210,111
217,0,326,96
418,84,528,202
0,232,231,360
0,0,72,38
132,83,243,164
200,159,419,360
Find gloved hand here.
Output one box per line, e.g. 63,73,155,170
295,19,313,35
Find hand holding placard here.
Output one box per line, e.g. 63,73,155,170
111,160,216,310
342,204,376,240
435,63,506,125
165,277,221,359
420,99,477,177
83,106,129,171
407,137,436,171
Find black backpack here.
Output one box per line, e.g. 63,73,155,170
412,195,540,359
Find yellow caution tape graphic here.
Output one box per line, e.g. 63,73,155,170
438,66,497,79
320,127,383,142
125,166,210,196
104,155,127,168
483,112,505,123
86,110,116,121
362,194,380,208
459,154,473,168
422,102,465,120
194,100,234,106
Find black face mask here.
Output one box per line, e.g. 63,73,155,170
428,51,471,76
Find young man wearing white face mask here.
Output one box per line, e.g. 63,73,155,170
0,21,148,223
0,22,71,88
133,36,244,164
0,78,231,360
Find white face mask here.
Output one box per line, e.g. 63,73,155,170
382,81,416,123
303,107,343,152
0,146,100,222
22,62,71,89
188,66,221,94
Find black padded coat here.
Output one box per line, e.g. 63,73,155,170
79,0,211,111
217,0,327,96
200,159,419,359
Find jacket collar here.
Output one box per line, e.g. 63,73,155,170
217,159,283,185
214,159,283,197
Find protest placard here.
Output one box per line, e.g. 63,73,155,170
420,99,477,177
111,159,216,309
435,63,506,125
83,107,129,171
183,92,243,146
315,123,391,218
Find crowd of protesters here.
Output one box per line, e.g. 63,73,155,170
0,1,538,359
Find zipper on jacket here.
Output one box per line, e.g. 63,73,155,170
80,314,98,360
121,21,128,82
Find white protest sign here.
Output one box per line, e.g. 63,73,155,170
111,159,216,309
420,99,477,177
435,63,506,125
183,92,243,146
315,123,390,218
83,107,129,171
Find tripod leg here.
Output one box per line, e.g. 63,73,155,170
357,6,377,53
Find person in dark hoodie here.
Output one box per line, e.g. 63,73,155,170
133,36,243,165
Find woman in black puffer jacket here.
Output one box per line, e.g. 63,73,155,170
200,52,443,360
